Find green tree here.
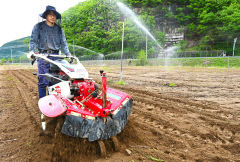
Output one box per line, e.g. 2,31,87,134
23,38,30,50
174,0,240,51
61,0,164,59
0,58,7,65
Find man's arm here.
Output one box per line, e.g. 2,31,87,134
29,24,39,52
60,29,71,56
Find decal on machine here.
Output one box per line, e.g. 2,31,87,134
55,86,61,94
63,65,74,72
107,93,121,100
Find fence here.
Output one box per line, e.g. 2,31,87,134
79,56,240,69
175,50,226,58
1,54,240,69
78,50,227,60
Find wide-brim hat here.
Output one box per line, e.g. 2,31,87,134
40,5,61,19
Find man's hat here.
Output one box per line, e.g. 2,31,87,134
40,5,61,19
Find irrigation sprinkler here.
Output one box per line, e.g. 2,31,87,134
120,20,125,81
73,40,75,56
146,34,148,60
11,49,13,64
233,37,237,56
228,55,230,70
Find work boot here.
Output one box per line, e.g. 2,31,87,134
40,113,57,137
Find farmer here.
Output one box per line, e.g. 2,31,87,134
28,5,71,99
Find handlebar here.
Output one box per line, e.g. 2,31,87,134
33,53,75,58
30,53,80,65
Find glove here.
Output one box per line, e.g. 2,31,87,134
69,55,74,64
66,53,74,63
27,51,36,65
27,51,35,59
70,57,74,64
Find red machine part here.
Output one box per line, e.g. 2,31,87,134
102,72,107,108
72,80,95,101
62,72,131,119
65,85,131,118
59,70,66,76
67,79,109,117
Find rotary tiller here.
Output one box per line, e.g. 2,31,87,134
33,54,133,143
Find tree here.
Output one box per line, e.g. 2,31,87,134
61,0,165,59
0,58,7,65
23,38,30,50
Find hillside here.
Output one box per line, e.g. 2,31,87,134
0,37,29,59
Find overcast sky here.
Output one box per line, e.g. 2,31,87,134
0,0,86,47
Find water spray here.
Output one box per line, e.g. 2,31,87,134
68,44,104,60
117,2,163,50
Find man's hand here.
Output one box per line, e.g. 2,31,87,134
66,53,74,63
27,51,35,59
70,57,74,64
27,51,36,65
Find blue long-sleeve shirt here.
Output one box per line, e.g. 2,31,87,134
29,21,70,55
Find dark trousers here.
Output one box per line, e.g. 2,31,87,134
37,55,59,98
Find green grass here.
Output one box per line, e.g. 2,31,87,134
151,57,240,68
147,156,164,162
26,142,32,147
116,80,127,85
168,83,176,87
7,76,13,81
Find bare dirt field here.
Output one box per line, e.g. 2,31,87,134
0,64,239,162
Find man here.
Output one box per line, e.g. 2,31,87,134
28,5,71,99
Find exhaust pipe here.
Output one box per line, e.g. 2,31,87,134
100,70,107,108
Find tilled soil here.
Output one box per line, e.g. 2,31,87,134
0,65,239,162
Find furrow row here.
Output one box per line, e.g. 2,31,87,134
10,71,40,129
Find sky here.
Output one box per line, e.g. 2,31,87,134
0,0,86,47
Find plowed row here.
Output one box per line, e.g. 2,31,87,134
0,65,239,161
